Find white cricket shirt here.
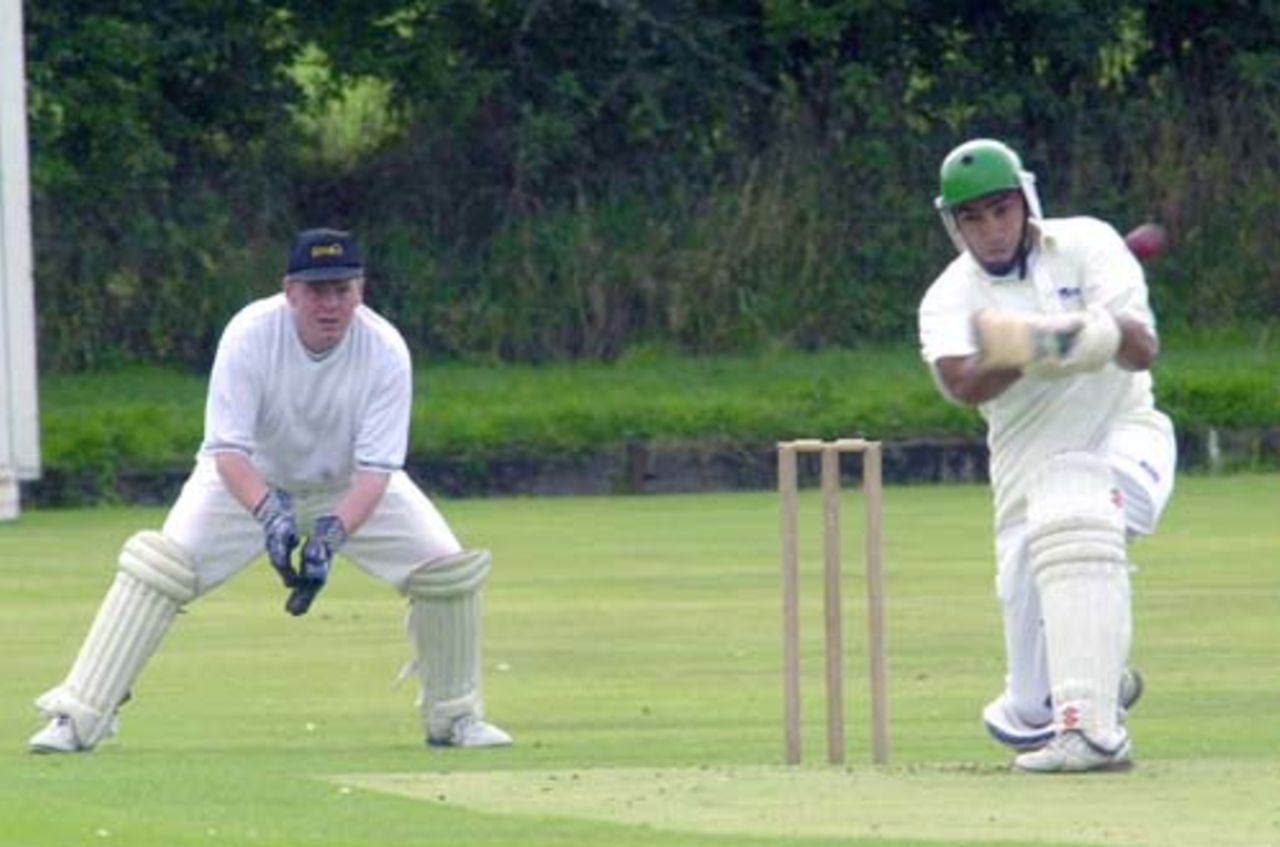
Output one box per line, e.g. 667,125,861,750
918,216,1174,529
200,293,412,490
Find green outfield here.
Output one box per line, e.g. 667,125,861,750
2,475,1277,847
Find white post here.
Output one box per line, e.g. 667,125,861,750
0,0,40,520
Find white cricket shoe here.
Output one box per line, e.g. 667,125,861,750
29,715,89,754
428,714,513,748
986,667,1145,753
1013,730,1131,773
982,695,1053,752
28,712,119,754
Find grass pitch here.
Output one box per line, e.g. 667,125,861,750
2,475,1277,846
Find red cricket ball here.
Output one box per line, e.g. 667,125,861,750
1125,223,1168,261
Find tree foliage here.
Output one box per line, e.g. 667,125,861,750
24,0,1280,369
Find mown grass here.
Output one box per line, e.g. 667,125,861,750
2,475,1277,846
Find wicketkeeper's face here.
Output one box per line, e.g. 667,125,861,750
954,190,1026,269
285,276,364,353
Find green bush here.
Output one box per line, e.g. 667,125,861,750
26,3,1280,370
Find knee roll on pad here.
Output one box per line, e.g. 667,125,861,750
1027,452,1126,581
402,548,490,599
117,530,199,603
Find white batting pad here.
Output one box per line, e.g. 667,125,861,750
1027,453,1130,746
36,531,198,747
402,549,491,738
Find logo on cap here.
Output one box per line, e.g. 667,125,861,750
287,228,363,282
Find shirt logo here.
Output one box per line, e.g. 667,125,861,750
1056,286,1083,307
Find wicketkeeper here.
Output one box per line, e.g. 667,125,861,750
29,228,512,753
917,139,1176,772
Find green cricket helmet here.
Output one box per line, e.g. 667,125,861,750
934,139,1043,256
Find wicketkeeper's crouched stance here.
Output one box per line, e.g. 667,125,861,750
919,139,1176,773
30,228,511,753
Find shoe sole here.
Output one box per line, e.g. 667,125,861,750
1014,738,1133,774
28,743,83,755
427,738,513,749
1014,757,1133,774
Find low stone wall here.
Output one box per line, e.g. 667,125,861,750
19,426,1279,508
409,436,989,497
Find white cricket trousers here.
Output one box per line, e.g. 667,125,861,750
162,457,464,595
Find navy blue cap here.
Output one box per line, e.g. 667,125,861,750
286,228,364,282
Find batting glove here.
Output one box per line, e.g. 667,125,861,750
253,488,300,589
285,514,347,617
1023,307,1121,379
973,309,1081,371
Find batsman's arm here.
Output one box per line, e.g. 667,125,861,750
1114,316,1158,371
933,355,1022,406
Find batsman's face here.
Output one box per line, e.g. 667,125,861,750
954,190,1026,269
285,277,363,353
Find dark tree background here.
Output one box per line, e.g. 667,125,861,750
24,0,1280,370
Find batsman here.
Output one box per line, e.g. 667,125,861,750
917,139,1177,772
29,228,512,753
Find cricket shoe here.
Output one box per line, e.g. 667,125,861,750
428,714,513,749
984,667,1145,753
28,713,118,755
1013,729,1131,773
982,695,1054,752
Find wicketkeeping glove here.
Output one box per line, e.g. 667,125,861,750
285,514,347,617
253,488,300,589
